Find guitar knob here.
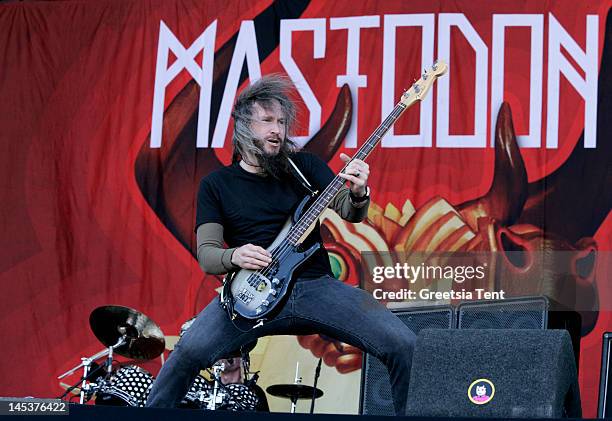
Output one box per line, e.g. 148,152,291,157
270,289,277,296
272,278,280,285
261,300,270,306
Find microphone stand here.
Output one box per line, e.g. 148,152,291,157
309,358,322,414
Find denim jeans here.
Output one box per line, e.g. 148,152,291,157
146,276,416,414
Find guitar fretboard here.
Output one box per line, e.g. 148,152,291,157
285,101,408,245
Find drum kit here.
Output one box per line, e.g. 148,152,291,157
57,305,323,412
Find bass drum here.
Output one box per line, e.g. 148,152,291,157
179,375,211,409
95,365,153,407
220,383,259,411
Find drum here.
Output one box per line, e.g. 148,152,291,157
95,365,153,407
180,379,259,411
180,375,211,409
221,383,259,411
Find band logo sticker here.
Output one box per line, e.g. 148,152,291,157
468,378,495,405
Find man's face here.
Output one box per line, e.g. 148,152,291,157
250,100,286,156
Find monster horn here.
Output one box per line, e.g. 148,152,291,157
303,84,352,161
457,102,528,230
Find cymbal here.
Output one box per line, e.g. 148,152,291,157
89,305,165,360
266,384,323,400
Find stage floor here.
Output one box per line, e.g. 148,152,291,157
0,403,588,421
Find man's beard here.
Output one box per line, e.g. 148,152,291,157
253,139,291,179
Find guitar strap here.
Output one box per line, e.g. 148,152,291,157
287,157,318,197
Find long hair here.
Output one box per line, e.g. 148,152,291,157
231,75,297,170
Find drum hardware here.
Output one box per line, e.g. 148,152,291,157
197,361,260,411
94,365,154,407
180,361,259,411
216,383,260,411
178,315,261,411
207,362,227,410
57,336,127,404
57,308,264,411
56,306,165,406
180,375,212,409
57,360,105,403
266,383,324,413
266,362,323,414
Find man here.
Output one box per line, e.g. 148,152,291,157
146,75,416,414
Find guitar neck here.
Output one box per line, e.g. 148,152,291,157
285,101,409,245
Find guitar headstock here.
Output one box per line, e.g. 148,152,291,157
400,60,448,107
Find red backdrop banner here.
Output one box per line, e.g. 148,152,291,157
1,0,611,415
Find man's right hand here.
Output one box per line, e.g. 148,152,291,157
231,244,272,270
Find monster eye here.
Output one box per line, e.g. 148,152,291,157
328,252,348,281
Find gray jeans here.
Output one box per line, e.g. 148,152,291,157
146,276,416,414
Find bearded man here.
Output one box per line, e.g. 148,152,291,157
146,75,416,415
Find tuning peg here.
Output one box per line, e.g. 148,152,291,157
422,73,428,80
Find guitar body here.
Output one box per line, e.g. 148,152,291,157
223,195,321,320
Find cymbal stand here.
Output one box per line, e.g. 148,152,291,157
291,362,302,414
57,361,104,401
57,336,126,404
207,362,226,410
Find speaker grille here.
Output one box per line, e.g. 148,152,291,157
457,296,548,330
406,329,580,418
360,305,454,415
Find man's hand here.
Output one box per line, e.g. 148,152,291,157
338,153,369,197
231,244,272,270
